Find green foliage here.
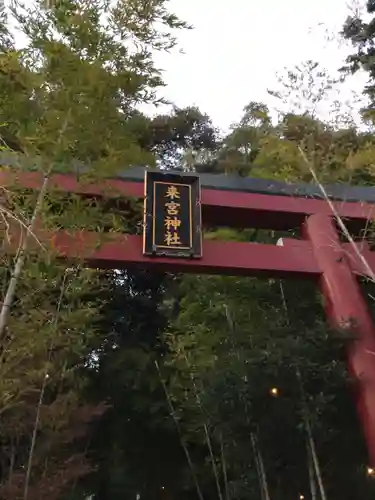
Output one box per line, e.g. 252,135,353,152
191,94,375,185
162,274,374,499
1,2,375,499
342,1,375,112
0,0,190,498
130,106,219,169
138,60,375,500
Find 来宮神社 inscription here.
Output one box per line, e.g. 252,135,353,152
143,171,202,258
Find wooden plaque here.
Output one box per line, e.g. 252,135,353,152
143,171,202,258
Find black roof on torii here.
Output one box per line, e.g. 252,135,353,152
119,166,375,204
1,151,375,204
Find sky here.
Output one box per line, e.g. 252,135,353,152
9,0,370,132
147,0,369,132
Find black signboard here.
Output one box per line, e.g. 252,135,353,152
143,171,202,258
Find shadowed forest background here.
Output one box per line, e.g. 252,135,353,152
2,1,375,499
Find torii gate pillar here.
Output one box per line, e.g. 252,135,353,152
4,166,375,465
305,213,375,465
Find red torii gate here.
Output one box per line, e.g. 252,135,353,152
3,167,375,465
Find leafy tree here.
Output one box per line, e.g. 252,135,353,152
154,63,375,500
342,1,375,109
0,0,188,498
130,106,219,170
69,104,218,498
79,270,189,500
2,2,375,499
164,272,375,500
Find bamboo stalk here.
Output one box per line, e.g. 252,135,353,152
256,435,271,500
220,433,229,500
251,432,271,500
279,282,326,500
183,354,224,500
0,175,49,340
307,423,327,500
307,440,317,500
298,145,375,284
155,360,205,500
0,111,71,340
224,304,272,500
297,369,327,500
23,374,47,500
251,433,265,500
8,439,15,486
23,268,71,499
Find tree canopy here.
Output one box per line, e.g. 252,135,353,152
0,1,375,500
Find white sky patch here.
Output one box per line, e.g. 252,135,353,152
8,0,372,131
147,0,370,131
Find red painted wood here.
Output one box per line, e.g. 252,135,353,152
5,169,375,462
305,213,375,466
1,170,375,229
55,233,321,278
280,238,375,279
13,225,375,279
7,231,321,278
0,170,144,198
202,189,375,229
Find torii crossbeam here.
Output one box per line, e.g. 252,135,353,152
3,166,375,465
